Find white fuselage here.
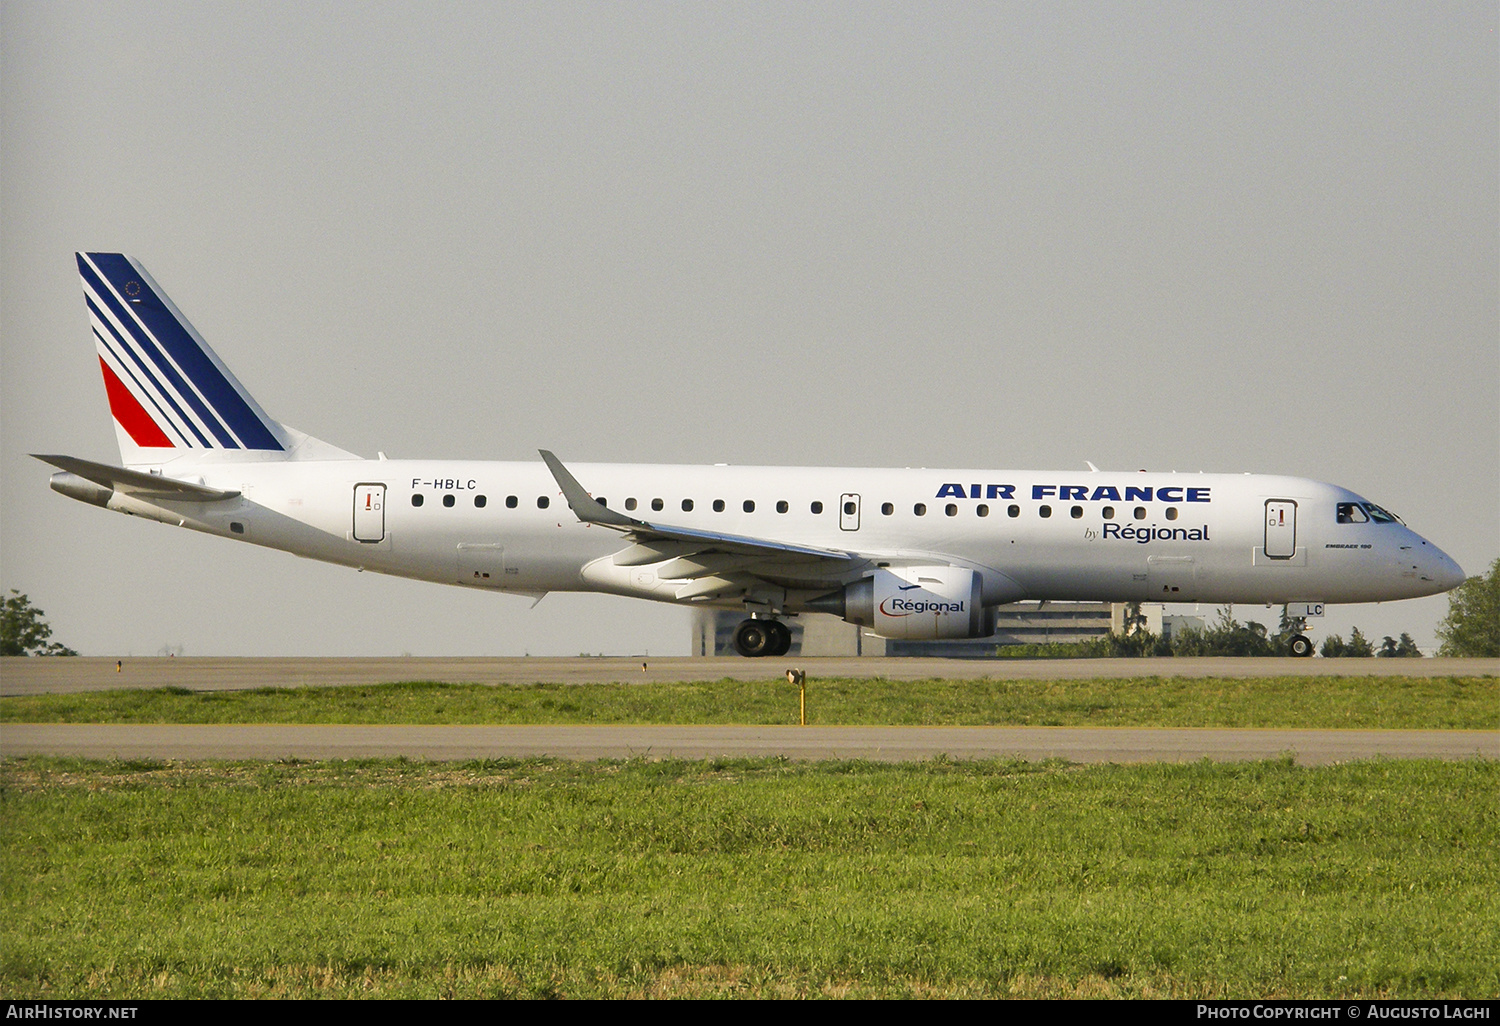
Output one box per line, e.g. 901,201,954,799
100,457,1465,610
55,252,1469,655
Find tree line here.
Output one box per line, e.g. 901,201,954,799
1098,556,1498,658
1,590,77,656
1096,605,1421,658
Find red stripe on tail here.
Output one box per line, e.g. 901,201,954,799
98,357,174,447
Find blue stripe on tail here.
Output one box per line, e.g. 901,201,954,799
79,253,284,451
86,295,210,447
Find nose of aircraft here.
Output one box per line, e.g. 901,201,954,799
1432,550,1467,592
1414,535,1466,593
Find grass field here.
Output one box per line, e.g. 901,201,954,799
2,755,1496,999
2,674,1496,729
4,674,1495,998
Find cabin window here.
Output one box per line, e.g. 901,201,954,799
475,495,487,508
443,494,456,508
506,495,518,508
945,504,958,516
1007,504,1020,518
1165,507,1179,521
652,498,664,512
537,496,549,509
976,504,989,517
682,499,694,512
625,497,638,511
881,502,894,515
1039,505,1052,518
914,503,927,516
743,500,755,513
1070,505,1083,519
811,501,824,514
844,501,857,516
713,499,725,512
411,494,424,507
595,497,608,507
1133,506,1146,520
777,500,789,513
1102,506,1114,519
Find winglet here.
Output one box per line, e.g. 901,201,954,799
538,450,640,529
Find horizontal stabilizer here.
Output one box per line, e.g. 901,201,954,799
32,454,241,501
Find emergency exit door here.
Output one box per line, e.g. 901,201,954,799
354,484,386,543
1264,499,1296,558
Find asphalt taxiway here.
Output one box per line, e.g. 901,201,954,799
3,656,1494,765
3,722,1495,765
3,655,1493,696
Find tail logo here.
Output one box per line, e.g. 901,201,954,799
78,253,284,452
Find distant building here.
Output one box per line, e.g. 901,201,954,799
1109,604,1205,644
1162,614,1207,638
693,602,1193,657
889,602,1116,657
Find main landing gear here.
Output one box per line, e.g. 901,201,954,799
1288,634,1315,658
733,618,792,658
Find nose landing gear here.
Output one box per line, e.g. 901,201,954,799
733,618,792,657
1288,634,1315,658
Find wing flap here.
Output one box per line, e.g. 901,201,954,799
673,575,748,601
655,553,767,580
612,541,699,566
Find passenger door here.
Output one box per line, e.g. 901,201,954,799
353,484,386,543
1264,500,1297,559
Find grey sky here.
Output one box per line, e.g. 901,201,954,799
3,2,1495,656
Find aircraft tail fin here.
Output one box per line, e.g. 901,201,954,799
76,252,356,466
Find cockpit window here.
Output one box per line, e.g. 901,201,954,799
1362,502,1401,524
1336,503,1368,524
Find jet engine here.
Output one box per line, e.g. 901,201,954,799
806,566,996,640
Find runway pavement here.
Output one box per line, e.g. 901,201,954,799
4,723,1496,765
4,656,1493,765
3,654,1494,695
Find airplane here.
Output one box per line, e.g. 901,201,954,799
37,252,1467,657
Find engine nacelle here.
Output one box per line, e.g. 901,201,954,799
49,471,113,508
808,566,995,640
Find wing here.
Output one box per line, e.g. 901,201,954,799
540,449,869,600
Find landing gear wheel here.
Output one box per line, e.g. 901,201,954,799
766,620,792,657
733,619,773,658
1289,634,1314,658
